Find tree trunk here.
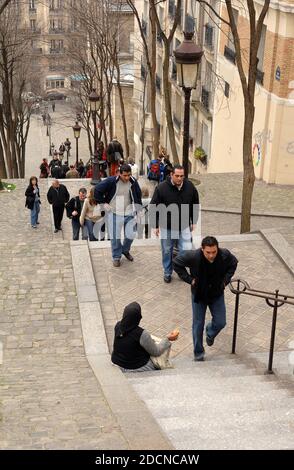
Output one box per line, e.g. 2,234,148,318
240,104,255,233
150,7,160,158
162,43,179,164
115,61,130,159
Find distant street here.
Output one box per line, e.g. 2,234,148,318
25,101,91,178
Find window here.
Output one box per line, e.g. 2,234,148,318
224,81,230,98
227,8,238,53
257,25,266,71
49,0,54,9
30,19,36,31
185,14,195,33
204,24,214,48
29,0,36,10
201,122,209,155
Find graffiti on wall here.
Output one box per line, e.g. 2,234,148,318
252,129,273,167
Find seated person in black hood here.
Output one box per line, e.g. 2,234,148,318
111,302,179,372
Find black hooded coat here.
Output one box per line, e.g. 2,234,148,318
111,302,150,370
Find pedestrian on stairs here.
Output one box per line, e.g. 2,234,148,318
173,236,238,362
47,179,70,233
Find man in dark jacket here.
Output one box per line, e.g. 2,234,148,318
47,179,70,232
150,164,199,283
65,187,87,240
173,236,238,361
94,164,142,267
107,137,124,176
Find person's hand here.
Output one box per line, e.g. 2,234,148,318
191,278,197,287
190,224,196,232
153,228,160,237
104,203,111,212
72,210,78,217
167,328,179,341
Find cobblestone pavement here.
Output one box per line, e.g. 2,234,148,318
25,102,91,179
90,239,294,361
0,188,128,449
192,172,294,215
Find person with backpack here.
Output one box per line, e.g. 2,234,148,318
147,157,165,184
49,154,61,178
39,158,49,178
65,187,87,240
107,137,124,176
150,164,199,283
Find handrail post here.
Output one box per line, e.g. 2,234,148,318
232,280,240,354
267,289,279,374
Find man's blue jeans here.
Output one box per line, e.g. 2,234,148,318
31,200,40,226
72,218,87,241
191,293,226,357
107,212,135,260
160,227,192,276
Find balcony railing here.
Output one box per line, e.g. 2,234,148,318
50,48,65,54
224,45,236,64
49,28,64,34
201,87,210,111
256,68,264,85
155,74,161,92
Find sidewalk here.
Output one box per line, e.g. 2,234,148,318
1,172,294,449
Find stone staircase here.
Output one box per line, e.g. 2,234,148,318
127,355,294,449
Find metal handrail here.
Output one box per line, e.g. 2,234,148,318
229,278,294,374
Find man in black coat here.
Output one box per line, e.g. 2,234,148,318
150,164,199,283
47,179,70,232
173,236,238,361
65,187,87,240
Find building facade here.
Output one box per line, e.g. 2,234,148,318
132,0,294,184
23,0,82,97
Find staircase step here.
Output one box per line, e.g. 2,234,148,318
159,416,294,450
140,393,294,418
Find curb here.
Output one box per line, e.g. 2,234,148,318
259,229,294,278
70,240,173,450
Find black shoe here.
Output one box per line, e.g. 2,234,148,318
122,252,134,262
36,222,40,224
164,275,171,283
58,227,62,231
54,229,58,233
194,353,205,362
206,335,214,347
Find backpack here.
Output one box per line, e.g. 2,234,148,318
147,159,161,181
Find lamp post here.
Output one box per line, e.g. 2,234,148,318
72,121,81,168
89,89,100,185
174,32,203,178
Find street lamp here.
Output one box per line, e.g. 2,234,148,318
89,89,101,185
174,32,203,177
72,121,81,168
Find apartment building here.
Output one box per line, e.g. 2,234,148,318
23,0,81,97
133,0,294,184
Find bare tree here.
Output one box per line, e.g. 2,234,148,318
0,2,33,178
197,0,270,233
127,0,160,158
149,0,181,164
0,0,12,16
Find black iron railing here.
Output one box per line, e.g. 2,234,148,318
229,279,294,374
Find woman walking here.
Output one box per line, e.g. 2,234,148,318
25,176,41,228
79,187,102,241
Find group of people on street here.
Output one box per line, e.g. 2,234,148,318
26,140,239,371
